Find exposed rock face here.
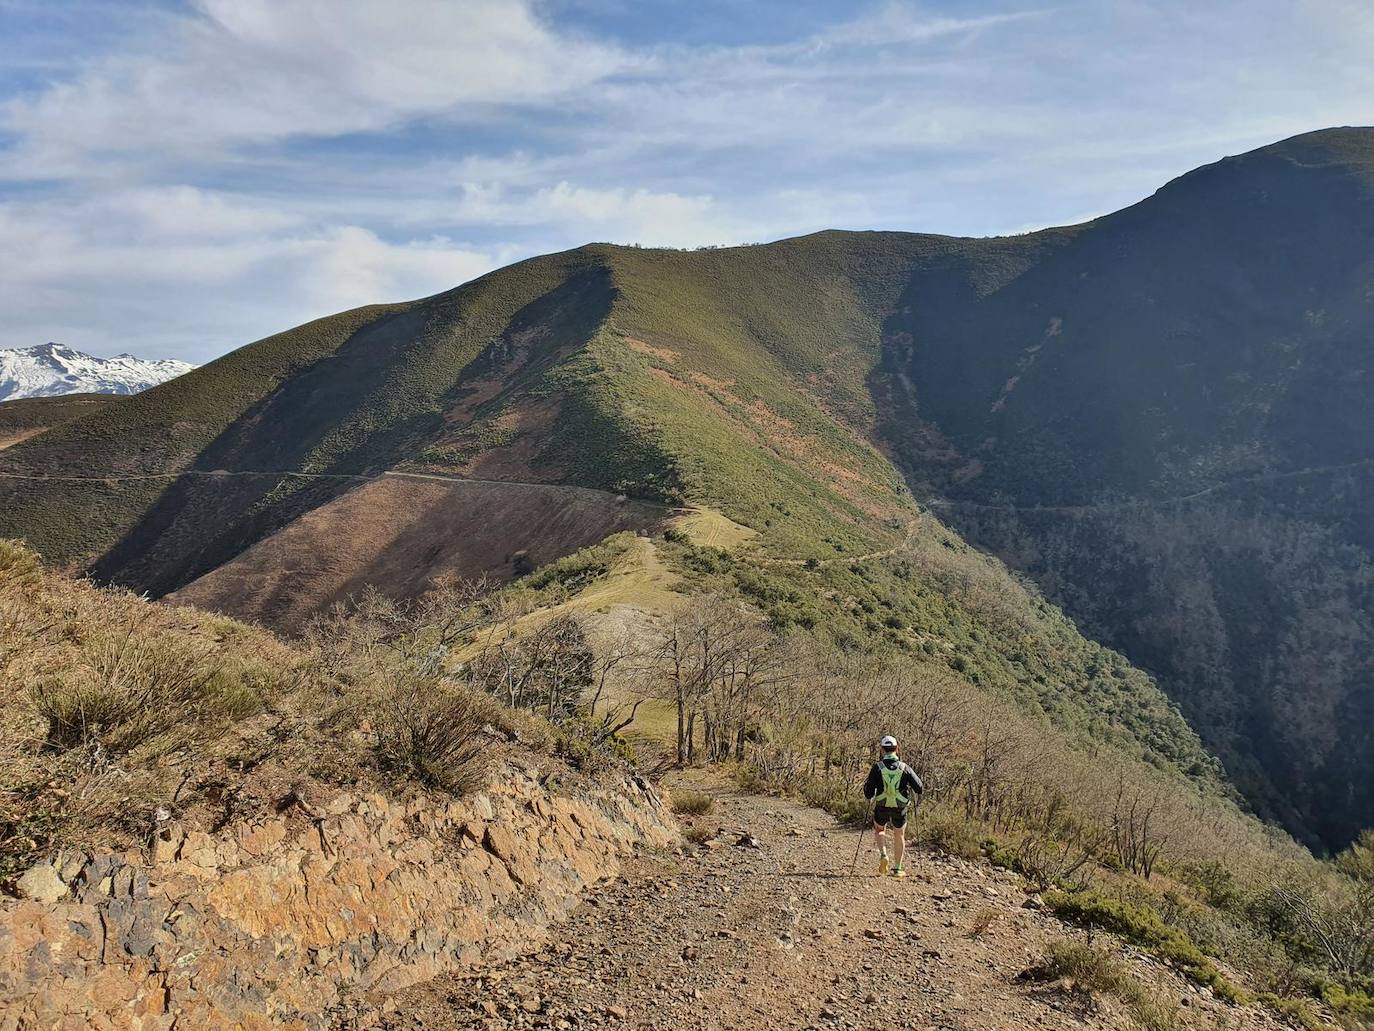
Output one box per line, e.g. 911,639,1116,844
0,766,677,1030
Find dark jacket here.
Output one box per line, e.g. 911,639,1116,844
863,754,924,806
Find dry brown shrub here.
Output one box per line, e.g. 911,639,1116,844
371,673,500,794
28,621,220,756
1029,940,1183,1031
969,907,999,938
670,789,715,816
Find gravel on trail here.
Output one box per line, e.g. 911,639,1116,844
356,780,1279,1031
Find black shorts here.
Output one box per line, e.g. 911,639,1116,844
873,804,908,828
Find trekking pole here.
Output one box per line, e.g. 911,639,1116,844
848,818,867,876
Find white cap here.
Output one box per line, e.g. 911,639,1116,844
880,735,898,749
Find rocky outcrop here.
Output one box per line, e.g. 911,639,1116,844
0,766,677,1030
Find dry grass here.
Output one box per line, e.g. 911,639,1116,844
1032,940,1183,1031
671,789,715,816
0,539,306,875
369,674,500,795
968,908,1000,938
671,507,757,551
29,626,220,754
684,823,716,845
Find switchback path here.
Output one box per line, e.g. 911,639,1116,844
357,780,1280,1031
758,516,921,569
924,455,1374,517
0,466,688,512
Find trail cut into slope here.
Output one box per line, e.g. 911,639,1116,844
367,779,1286,1031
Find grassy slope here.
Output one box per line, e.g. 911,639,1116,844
0,232,1224,797
12,134,1369,819
0,394,121,436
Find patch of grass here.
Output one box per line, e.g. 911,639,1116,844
684,823,715,845
1031,940,1184,1031
969,908,999,938
796,776,871,826
1257,993,1326,1031
913,804,985,860
670,789,715,816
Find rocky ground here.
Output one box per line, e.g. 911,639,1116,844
355,776,1288,1031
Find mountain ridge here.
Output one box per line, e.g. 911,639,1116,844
2,126,1373,846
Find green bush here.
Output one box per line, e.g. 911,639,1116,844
1256,994,1325,1031
1044,888,1250,1003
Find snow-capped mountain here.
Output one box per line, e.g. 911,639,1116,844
0,343,194,401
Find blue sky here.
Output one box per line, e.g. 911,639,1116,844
0,0,1370,363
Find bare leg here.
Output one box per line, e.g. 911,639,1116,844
892,822,906,868
872,821,887,855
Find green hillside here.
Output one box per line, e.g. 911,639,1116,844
3,127,1373,846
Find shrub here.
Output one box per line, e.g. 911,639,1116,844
1030,940,1183,1031
371,674,498,794
553,714,633,772
913,804,984,860
29,626,221,756
968,907,999,938
671,789,715,816
1257,993,1325,1031
1044,888,1249,1003
797,776,870,826
684,823,715,845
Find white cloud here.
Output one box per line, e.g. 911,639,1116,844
1,0,1372,365
1,0,628,173
0,187,497,360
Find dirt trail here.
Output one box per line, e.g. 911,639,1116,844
926,455,1374,516
361,781,1279,1031
759,516,920,569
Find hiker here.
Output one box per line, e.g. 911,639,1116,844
863,735,923,878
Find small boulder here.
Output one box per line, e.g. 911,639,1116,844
15,862,68,903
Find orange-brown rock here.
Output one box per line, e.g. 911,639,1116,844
0,765,677,1030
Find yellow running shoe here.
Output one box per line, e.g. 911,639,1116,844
878,855,890,876
893,865,907,879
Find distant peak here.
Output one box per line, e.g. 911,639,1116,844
0,342,194,401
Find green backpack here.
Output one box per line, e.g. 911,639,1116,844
877,761,908,807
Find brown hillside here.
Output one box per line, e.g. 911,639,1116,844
166,473,672,634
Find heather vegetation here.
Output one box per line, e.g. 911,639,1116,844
5,132,1372,855
0,541,630,881
6,529,1374,1026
